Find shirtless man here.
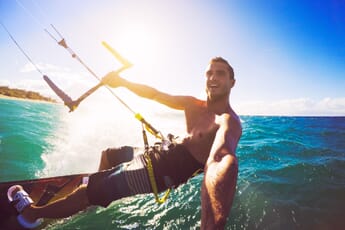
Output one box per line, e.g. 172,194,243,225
8,57,242,229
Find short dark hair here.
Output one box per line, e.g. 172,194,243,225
209,57,234,79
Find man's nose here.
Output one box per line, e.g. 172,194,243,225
209,74,217,81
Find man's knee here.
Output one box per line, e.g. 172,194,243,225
100,148,111,164
101,146,134,168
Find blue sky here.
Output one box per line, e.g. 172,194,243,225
0,0,344,116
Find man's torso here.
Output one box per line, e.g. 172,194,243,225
181,100,241,164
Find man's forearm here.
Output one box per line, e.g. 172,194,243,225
201,179,228,229
201,115,238,229
121,78,160,100
201,154,238,229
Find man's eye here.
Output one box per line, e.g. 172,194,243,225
216,71,226,76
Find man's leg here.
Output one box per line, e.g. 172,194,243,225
98,146,135,171
11,184,90,222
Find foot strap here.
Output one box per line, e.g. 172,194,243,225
7,186,34,213
17,214,43,229
13,190,34,213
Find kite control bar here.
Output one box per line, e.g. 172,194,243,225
44,41,132,112
69,41,134,110
3,20,163,140
44,40,162,139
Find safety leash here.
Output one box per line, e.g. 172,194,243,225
141,124,171,204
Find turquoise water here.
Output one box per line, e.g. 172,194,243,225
1,98,344,229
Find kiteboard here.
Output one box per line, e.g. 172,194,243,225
0,173,89,229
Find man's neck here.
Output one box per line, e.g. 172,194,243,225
206,97,231,115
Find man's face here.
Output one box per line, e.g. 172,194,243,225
205,61,234,101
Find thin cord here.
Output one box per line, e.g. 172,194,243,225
15,0,64,45
0,21,44,75
15,0,46,29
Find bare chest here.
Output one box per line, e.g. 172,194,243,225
183,110,219,163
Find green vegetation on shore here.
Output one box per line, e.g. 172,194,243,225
0,86,56,103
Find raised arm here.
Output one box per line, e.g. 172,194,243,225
201,114,239,229
102,71,195,110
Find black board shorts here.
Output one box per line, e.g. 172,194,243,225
86,163,131,207
86,144,204,207
86,146,151,207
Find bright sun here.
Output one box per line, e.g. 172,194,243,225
107,22,162,79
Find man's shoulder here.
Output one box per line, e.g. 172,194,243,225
187,96,205,104
219,111,242,133
228,108,241,123
183,96,206,109
229,111,242,139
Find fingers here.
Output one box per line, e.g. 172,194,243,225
101,71,119,87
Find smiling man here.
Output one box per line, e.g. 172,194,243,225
8,57,242,229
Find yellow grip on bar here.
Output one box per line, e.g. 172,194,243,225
102,41,132,69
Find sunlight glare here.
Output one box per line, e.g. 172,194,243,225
108,21,163,83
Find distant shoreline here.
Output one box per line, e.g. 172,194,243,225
0,94,57,104
0,86,57,104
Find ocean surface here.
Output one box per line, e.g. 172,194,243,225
0,97,344,230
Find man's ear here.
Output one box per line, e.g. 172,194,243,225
230,79,236,88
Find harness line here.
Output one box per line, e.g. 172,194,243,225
0,21,44,76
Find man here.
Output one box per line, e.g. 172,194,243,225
8,57,242,229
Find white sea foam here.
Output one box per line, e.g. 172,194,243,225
39,96,185,177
